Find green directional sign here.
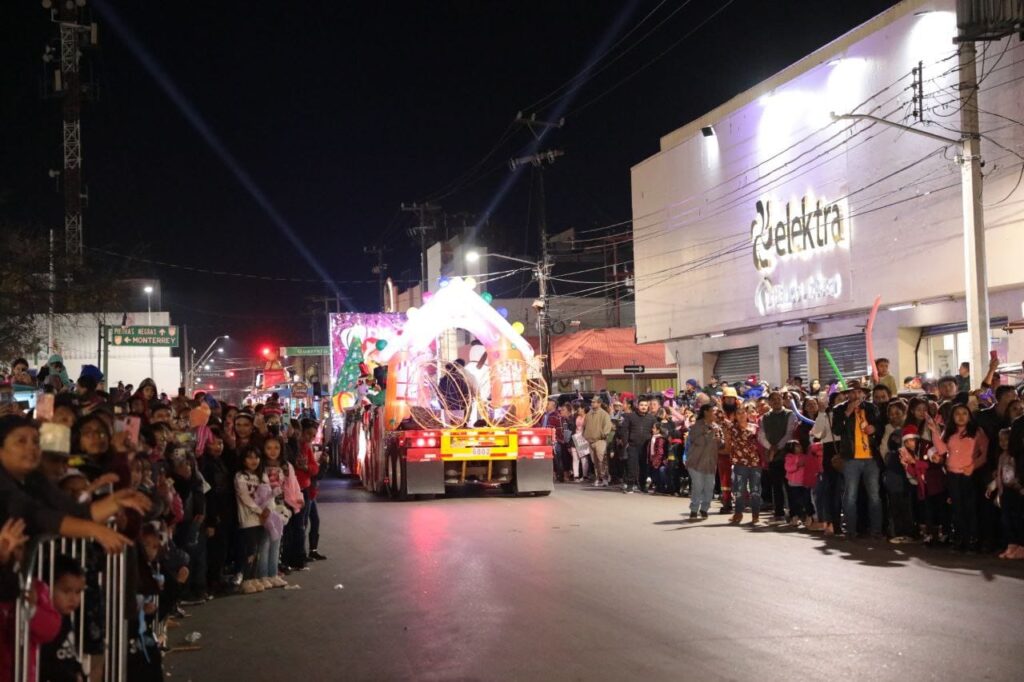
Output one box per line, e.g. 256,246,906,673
108,326,180,347
281,346,329,357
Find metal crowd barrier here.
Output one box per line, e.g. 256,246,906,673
12,526,128,682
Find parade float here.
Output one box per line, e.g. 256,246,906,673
331,276,554,498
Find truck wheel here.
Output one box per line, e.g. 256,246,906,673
395,457,410,502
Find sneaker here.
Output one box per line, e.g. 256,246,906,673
241,580,259,594
271,575,288,588
592,480,603,488
699,510,708,519
261,578,276,590
728,513,743,525
689,512,699,519
309,550,328,561
750,514,760,525
622,484,629,494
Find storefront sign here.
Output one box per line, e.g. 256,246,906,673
750,194,850,315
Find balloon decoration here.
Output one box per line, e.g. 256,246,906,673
823,348,848,391
406,306,419,318
497,307,509,319
422,291,433,302
481,291,493,303
464,276,477,289
511,321,525,335
789,398,816,427
375,339,387,351
865,295,882,384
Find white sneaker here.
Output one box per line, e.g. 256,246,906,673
241,580,258,594
271,575,288,588
261,578,275,590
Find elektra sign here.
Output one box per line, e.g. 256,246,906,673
750,195,850,315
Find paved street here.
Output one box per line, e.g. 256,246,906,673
168,479,1024,682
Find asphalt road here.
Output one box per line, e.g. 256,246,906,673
167,479,1024,682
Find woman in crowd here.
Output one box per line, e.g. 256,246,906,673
935,404,989,551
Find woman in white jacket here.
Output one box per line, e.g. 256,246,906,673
235,445,269,594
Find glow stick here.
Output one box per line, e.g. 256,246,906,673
823,348,847,391
865,295,882,384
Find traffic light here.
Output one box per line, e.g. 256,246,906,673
261,346,272,357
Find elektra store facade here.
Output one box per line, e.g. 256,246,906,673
631,0,1024,388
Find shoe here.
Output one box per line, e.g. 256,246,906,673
173,606,188,619
622,484,629,494
699,510,708,519
729,512,743,525
719,505,733,514
750,514,760,525
271,575,288,588
689,512,699,519
179,597,206,607
241,580,258,594
261,578,276,590
647,488,656,495
631,485,640,493
309,550,328,561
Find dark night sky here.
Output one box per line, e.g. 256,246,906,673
1,0,901,354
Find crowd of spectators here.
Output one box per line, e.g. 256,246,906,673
1,354,330,681
547,356,1024,557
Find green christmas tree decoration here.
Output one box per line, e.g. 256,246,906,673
336,337,365,394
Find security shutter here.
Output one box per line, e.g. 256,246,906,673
817,334,867,385
713,346,760,385
920,317,1007,337
787,345,808,383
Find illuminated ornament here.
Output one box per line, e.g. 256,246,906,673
450,276,463,286
497,307,509,318
438,278,450,288
406,306,419,318
511,321,525,335
376,339,387,351
422,291,433,302
463,276,477,290
481,291,493,304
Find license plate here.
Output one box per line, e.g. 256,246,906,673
471,447,491,456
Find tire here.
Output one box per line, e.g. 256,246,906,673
395,456,410,502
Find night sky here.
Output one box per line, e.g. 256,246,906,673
1,0,901,356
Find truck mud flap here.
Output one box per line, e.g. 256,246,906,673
406,460,445,495
515,457,554,494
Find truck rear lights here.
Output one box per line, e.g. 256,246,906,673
414,436,437,448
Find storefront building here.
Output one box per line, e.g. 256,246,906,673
631,0,1024,387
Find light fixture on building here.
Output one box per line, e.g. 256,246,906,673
709,332,726,338
887,302,917,312
700,125,715,138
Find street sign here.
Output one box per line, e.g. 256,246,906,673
623,365,645,374
109,326,179,347
281,346,329,357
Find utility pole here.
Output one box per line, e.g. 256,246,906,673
400,202,440,302
509,146,564,391
956,39,990,386
363,245,388,311
42,0,97,266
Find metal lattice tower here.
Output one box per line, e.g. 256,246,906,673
43,0,96,265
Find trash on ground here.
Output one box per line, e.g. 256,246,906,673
284,584,302,590
333,584,344,590
184,632,202,643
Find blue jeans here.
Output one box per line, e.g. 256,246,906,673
731,466,762,515
257,534,281,579
842,458,882,535
689,471,716,513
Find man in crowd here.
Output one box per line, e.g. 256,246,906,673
831,380,883,540
685,404,723,519
540,398,564,482
622,395,657,493
757,391,798,523
583,395,614,487
717,386,740,514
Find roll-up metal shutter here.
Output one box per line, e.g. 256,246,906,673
787,345,808,383
817,334,867,385
920,317,1007,337
713,346,760,385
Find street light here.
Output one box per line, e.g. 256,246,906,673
188,334,230,389
143,285,154,379
465,249,552,390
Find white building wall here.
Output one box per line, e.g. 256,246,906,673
31,312,181,391
634,0,1024,386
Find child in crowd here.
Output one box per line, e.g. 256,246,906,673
935,404,989,551
993,428,1024,559
782,440,813,527
259,437,301,588
39,555,87,682
647,421,666,494
235,446,269,594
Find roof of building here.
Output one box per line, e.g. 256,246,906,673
533,328,673,376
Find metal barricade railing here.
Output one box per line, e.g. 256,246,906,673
11,526,128,682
